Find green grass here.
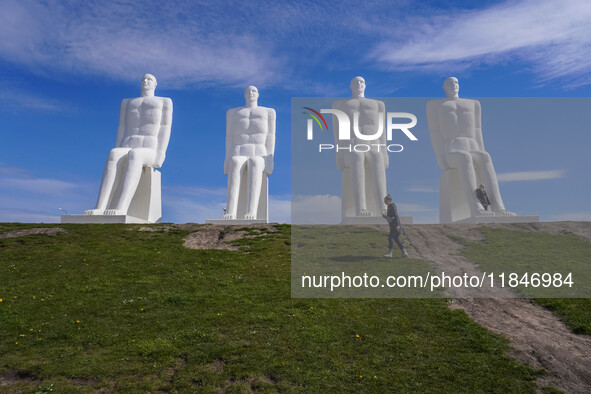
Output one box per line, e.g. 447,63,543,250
291,225,442,298
459,227,591,335
0,223,545,392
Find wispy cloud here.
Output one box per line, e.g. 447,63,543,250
0,0,285,88
497,170,565,182
0,89,66,112
371,0,591,87
164,185,290,223
548,211,591,221
292,194,341,224
397,203,435,213
404,186,438,193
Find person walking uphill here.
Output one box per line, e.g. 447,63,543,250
382,194,408,258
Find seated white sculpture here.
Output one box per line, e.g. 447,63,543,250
332,77,388,219
84,74,172,219
426,77,515,222
221,86,275,221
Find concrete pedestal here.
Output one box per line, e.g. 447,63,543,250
62,167,162,224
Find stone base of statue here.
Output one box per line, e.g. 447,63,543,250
205,219,268,225
342,216,414,225
62,167,162,224
439,169,538,224
206,174,269,224
452,215,539,224
61,214,155,224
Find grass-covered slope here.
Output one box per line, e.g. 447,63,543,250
459,227,591,335
0,223,543,392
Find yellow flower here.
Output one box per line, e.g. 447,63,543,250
19,334,25,337
0,299,3,302
29,328,34,331
15,342,18,345
359,375,363,378
355,334,360,338
374,376,377,379
32,296,36,299
76,320,80,323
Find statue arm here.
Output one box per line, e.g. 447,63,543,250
426,101,449,170
474,100,485,152
115,99,128,147
264,108,276,175
154,98,173,168
332,102,345,171
224,109,233,175
379,101,389,169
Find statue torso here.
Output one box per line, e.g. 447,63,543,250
432,98,480,153
121,96,166,150
334,97,383,145
229,106,270,157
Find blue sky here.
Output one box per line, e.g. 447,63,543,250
0,0,590,223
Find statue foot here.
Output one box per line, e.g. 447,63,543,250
475,208,495,216
104,209,126,216
221,213,236,220
495,209,517,216
84,209,104,216
359,209,372,217
244,214,257,220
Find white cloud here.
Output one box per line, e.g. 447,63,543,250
1,177,80,196
371,0,591,86
269,196,291,224
548,211,591,221
397,203,435,213
0,0,284,88
292,194,341,224
404,186,438,193
0,89,66,112
163,185,291,223
497,170,564,182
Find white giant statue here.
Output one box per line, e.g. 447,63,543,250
221,86,275,221
426,77,515,223
332,77,388,220
84,74,172,221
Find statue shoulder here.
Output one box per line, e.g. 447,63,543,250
259,106,276,115
426,98,446,107
332,99,348,109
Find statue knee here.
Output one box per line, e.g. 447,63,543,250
127,149,141,162
248,156,265,171
447,152,472,168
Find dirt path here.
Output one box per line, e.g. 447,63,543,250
399,222,591,393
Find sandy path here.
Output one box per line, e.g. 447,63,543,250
398,222,591,393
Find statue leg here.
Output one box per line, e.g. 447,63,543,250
472,152,515,215
223,156,247,219
245,156,265,219
85,148,130,215
346,153,370,216
446,151,493,216
368,151,387,216
106,148,156,215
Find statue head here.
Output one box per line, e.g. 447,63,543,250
244,85,259,104
384,194,392,204
141,74,157,96
350,76,366,96
442,77,459,98
479,184,485,190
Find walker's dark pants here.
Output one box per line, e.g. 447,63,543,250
388,226,404,251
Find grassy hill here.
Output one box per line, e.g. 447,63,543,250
0,222,584,392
